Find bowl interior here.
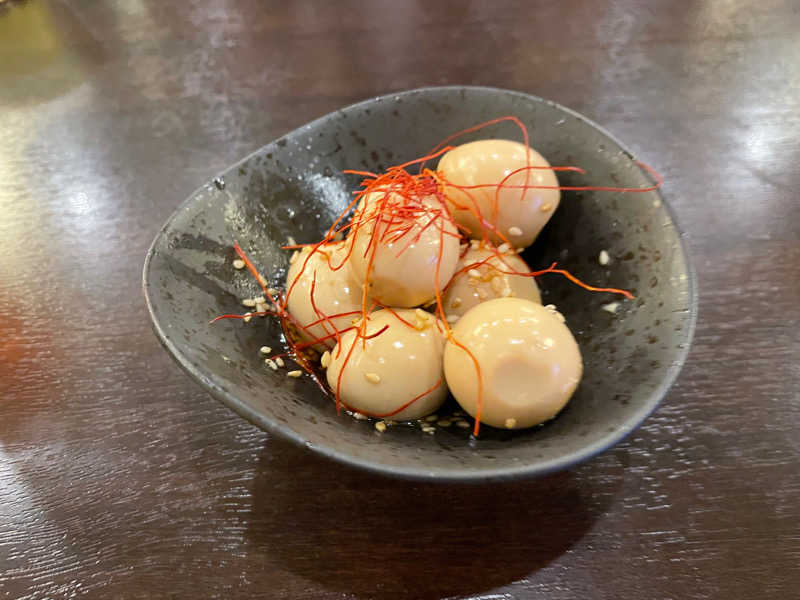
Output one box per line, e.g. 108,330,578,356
143,87,695,481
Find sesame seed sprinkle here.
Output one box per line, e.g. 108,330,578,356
242,298,256,307
320,351,331,368
375,421,387,433
599,250,610,265
287,370,302,378
505,418,517,429
275,357,285,367
364,372,381,384
602,302,620,314
233,259,245,270
540,203,552,212
260,346,272,355
508,226,523,237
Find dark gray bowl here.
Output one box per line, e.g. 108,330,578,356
143,86,696,482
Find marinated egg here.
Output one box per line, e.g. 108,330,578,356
347,191,460,307
326,308,448,420
443,298,582,429
437,139,560,248
442,241,541,320
285,241,363,350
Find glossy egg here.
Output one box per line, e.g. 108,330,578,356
326,308,448,420
285,241,363,350
443,298,582,429
437,139,560,248
347,191,459,307
442,241,541,320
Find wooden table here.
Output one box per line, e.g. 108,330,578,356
2,1,798,598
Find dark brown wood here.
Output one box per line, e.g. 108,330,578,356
2,0,798,597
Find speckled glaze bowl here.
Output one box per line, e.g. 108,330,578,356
143,86,697,482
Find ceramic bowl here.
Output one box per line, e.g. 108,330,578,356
143,86,696,482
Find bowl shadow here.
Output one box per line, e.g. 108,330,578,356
245,437,624,599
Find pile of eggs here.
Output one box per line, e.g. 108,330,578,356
285,139,582,431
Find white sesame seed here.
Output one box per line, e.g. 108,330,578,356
508,226,523,237
437,419,452,427
352,412,368,420
543,337,554,348
375,421,387,433
422,426,436,434
456,420,471,429
450,297,462,308
505,418,517,429
287,236,297,246
602,302,620,314
545,303,557,311
467,268,481,280
516,247,525,253
265,359,277,370
540,203,552,212
276,357,285,367
260,346,272,355
490,276,504,294
599,250,610,265
364,372,381,384
424,414,438,422
243,312,252,323
320,351,331,368
415,308,430,322
287,370,302,378
497,243,511,254
242,298,257,307
233,259,245,270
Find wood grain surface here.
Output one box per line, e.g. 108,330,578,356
1,1,799,598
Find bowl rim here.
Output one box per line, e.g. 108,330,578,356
142,85,698,483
